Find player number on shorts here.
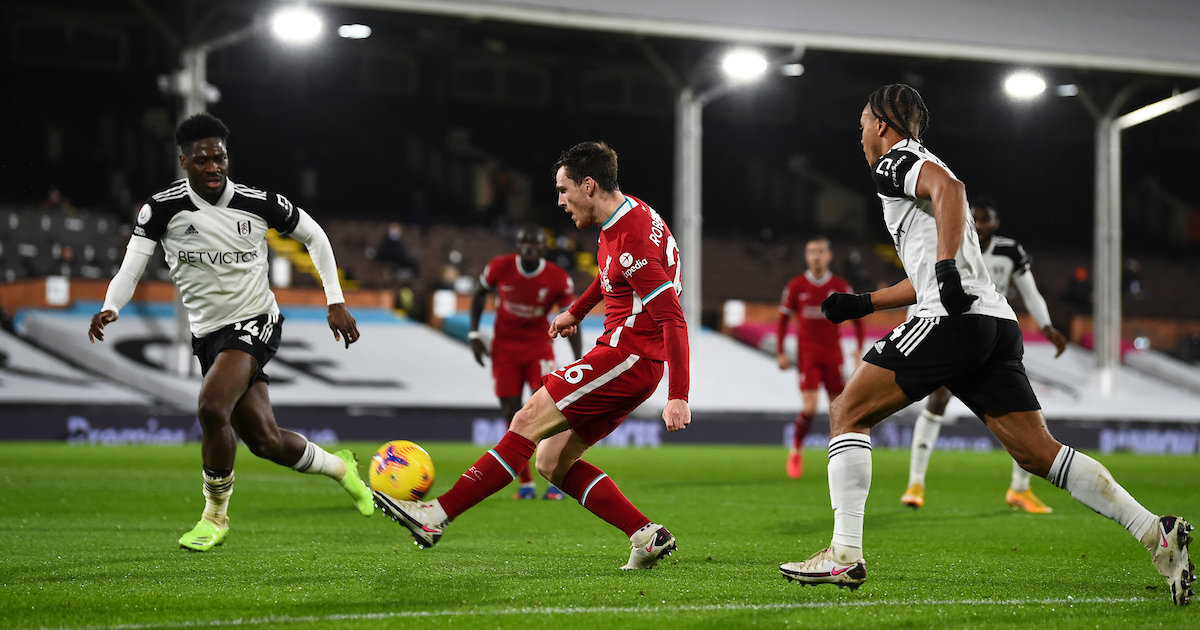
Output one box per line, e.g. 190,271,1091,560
234,320,261,337
563,363,593,384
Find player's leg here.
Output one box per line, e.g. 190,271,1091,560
180,349,255,551
536,429,675,569
902,386,952,508
229,377,372,516
1005,457,1052,513
499,394,536,499
787,385,819,479
374,387,569,547
985,408,1192,604
533,357,566,500
780,360,913,587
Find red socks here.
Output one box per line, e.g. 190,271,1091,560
560,459,651,537
793,411,815,449
438,432,536,520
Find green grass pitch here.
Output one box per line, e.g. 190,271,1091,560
1,441,1196,629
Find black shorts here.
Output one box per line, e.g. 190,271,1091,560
192,313,284,386
863,315,1040,419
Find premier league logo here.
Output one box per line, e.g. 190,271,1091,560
236,220,251,236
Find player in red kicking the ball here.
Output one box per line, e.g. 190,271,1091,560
777,237,863,478
469,224,582,500
375,141,691,569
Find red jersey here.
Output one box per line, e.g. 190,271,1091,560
568,195,690,401
481,254,574,361
778,271,864,363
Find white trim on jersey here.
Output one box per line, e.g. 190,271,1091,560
232,183,267,200
804,270,833,286
152,181,189,202
641,281,674,303
516,255,546,279
600,198,633,231
554,353,641,410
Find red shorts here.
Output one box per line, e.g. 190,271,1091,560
542,344,664,446
492,346,556,398
799,356,845,396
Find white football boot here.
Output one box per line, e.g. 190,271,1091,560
780,547,867,590
1144,515,1194,605
373,491,445,548
621,524,677,570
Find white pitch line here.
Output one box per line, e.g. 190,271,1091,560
19,596,1153,630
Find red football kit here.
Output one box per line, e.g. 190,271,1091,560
777,271,864,395
543,194,690,445
480,254,574,398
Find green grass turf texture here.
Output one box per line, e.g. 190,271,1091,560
1,441,1196,629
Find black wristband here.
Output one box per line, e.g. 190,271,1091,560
934,258,958,280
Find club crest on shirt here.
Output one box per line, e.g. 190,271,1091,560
236,220,251,236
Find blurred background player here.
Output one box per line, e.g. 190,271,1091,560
902,197,1069,512
469,224,583,499
777,236,864,478
87,113,370,552
374,141,691,570
781,84,1192,605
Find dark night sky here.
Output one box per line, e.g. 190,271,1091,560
4,1,1200,254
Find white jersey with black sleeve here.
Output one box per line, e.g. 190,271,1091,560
871,140,1015,321
130,179,300,337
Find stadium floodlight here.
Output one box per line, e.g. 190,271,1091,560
721,49,769,82
1004,71,1046,98
271,7,323,45
1055,84,1080,97
338,24,372,39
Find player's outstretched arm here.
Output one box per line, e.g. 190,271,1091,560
327,303,359,349
468,285,490,366
822,279,916,324
775,311,792,370
1012,269,1067,357
89,236,155,342
662,398,690,432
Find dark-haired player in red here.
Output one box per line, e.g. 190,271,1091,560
777,236,864,478
375,141,690,570
469,224,582,500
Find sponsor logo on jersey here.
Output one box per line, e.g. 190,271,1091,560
177,250,260,265
236,220,251,236
184,225,199,235
622,257,648,278
137,204,152,225
133,226,147,238
620,252,634,267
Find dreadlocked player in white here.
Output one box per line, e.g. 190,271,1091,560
778,83,1193,606
88,113,373,552
901,197,1069,514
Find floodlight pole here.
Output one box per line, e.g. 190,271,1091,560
1095,86,1200,394
674,82,738,351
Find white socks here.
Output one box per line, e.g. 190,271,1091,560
291,439,347,482
1010,459,1032,492
828,433,872,560
907,409,942,487
201,470,234,528
1046,445,1157,544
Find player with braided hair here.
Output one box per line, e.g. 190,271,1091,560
779,84,1193,606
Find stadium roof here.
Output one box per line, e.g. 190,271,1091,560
322,0,1200,78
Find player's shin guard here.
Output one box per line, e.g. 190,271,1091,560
561,459,651,537
291,439,346,481
437,432,536,520
1047,445,1157,542
828,433,872,561
201,466,234,527
793,411,815,450
907,409,942,487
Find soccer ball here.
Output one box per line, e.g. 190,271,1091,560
369,440,435,502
